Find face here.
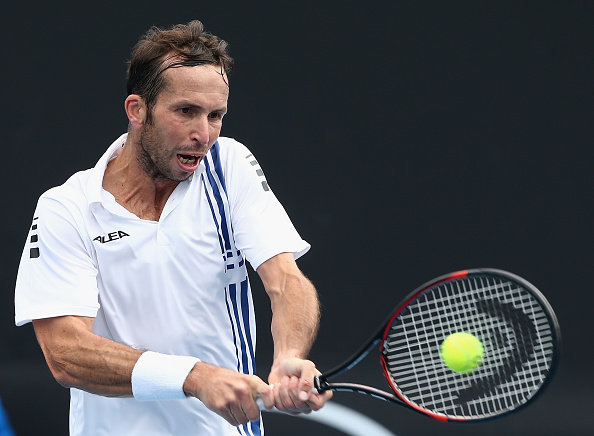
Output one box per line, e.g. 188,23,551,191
137,64,229,181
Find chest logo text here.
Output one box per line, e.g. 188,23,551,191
93,231,130,244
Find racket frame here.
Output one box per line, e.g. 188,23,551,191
314,268,561,422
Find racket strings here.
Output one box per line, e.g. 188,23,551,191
382,275,556,420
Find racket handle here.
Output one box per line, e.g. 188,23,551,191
256,397,267,411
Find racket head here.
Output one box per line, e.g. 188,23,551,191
380,268,560,422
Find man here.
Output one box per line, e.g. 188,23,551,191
14,20,331,435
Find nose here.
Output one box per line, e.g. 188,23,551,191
190,115,210,146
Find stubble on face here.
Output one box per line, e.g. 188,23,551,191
133,64,229,183
137,119,189,182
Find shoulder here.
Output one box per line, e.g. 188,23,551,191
217,136,247,154
215,136,253,162
212,137,265,181
37,169,92,217
216,136,245,149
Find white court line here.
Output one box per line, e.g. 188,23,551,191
263,401,397,436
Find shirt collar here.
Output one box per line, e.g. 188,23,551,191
86,133,127,209
85,133,206,212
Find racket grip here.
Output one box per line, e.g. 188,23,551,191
256,397,267,411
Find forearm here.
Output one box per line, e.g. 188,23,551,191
269,272,320,361
33,316,142,397
256,253,332,412
257,253,321,363
34,316,273,426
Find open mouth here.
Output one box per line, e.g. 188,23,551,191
178,154,199,165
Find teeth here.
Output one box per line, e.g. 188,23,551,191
179,155,197,164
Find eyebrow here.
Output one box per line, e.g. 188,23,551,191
175,101,227,113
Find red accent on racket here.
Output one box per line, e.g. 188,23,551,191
313,268,560,422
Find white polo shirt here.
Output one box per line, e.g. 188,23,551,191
15,133,310,436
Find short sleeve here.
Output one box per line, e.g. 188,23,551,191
14,195,100,326
221,139,310,270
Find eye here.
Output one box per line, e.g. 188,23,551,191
179,107,191,114
208,111,225,120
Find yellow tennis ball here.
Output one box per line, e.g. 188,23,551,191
440,332,484,374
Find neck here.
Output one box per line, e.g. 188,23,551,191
103,135,180,221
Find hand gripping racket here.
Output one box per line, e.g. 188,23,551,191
310,268,560,422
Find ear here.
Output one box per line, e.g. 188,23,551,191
125,94,147,128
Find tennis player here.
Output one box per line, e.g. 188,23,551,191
14,20,331,435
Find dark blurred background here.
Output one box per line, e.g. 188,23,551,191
1,1,592,435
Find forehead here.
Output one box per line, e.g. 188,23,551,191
159,64,229,102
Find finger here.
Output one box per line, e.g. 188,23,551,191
229,405,250,427
278,376,295,408
288,375,310,408
270,382,283,411
222,408,242,427
230,408,244,426
305,389,333,411
256,384,275,411
284,375,314,413
296,368,317,402
279,358,318,403
275,376,301,415
236,379,272,421
242,402,261,423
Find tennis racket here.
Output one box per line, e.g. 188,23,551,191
307,269,560,422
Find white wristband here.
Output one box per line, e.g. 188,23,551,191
131,351,200,401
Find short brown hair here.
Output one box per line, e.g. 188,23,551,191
127,20,233,118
